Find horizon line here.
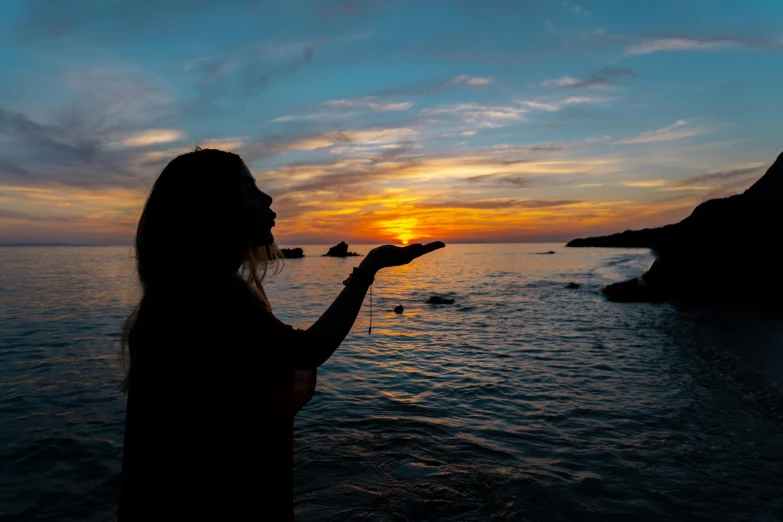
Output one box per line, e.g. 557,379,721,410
0,240,578,247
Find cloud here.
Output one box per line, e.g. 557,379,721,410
196,137,246,151
672,165,767,187
542,77,583,88
419,199,582,210
0,208,75,223
658,185,712,192
622,180,669,188
187,31,372,97
251,127,417,155
542,67,637,90
0,64,190,191
616,120,706,144
627,36,783,55
421,103,528,128
257,145,622,202
272,74,492,124
321,97,414,111
0,107,102,166
272,112,362,123
516,96,612,112
560,1,588,16
451,75,496,86
107,129,184,148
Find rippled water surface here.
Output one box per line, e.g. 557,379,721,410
1,244,782,521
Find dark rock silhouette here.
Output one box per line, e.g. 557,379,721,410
427,296,454,305
565,282,580,289
280,247,304,259
536,251,556,255
577,477,605,496
323,241,360,257
568,152,783,307
566,227,675,249
394,304,404,314
602,278,659,302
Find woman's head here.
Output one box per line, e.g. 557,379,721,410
120,148,282,391
135,148,279,285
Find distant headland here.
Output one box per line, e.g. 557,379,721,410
567,151,783,309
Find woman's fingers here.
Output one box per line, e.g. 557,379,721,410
404,241,446,260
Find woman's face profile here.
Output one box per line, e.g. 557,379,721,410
239,162,276,247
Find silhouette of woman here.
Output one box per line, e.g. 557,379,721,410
117,148,444,521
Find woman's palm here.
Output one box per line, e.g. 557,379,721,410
365,242,445,271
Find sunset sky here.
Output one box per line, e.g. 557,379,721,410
1,0,782,245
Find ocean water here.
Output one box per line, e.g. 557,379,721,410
1,244,782,521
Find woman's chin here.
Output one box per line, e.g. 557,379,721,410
251,230,275,248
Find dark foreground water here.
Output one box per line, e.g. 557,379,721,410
1,245,782,521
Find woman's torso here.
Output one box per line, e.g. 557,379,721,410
118,282,294,520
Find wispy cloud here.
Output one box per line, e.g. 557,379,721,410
421,103,528,128
187,30,373,96
622,180,669,188
616,120,706,144
619,163,768,192
542,67,637,90
627,36,783,55
197,137,246,151
322,97,414,111
560,0,588,16
419,198,583,210
451,75,496,86
516,96,612,112
673,165,767,187
108,129,184,148
261,128,417,153
659,185,712,191
272,112,362,123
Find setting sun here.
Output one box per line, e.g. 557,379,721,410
378,217,419,245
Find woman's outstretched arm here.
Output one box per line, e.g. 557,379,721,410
261,242,445,368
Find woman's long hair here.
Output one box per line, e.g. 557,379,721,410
119,148,282,392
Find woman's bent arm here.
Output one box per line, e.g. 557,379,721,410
303,262,376,363
261,242,444,369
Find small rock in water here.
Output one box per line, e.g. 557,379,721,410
565,282,580,289
427,296,454,305
394,304,404,314
577,477,605,496
280,247,304,259
536,251,556,255
323,241,360,257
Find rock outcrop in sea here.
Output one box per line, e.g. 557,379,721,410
280,248,304,259
427,296,454,305
323,242,360,257
568,152,783,307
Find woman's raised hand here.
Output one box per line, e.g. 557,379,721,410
360,242,446,274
